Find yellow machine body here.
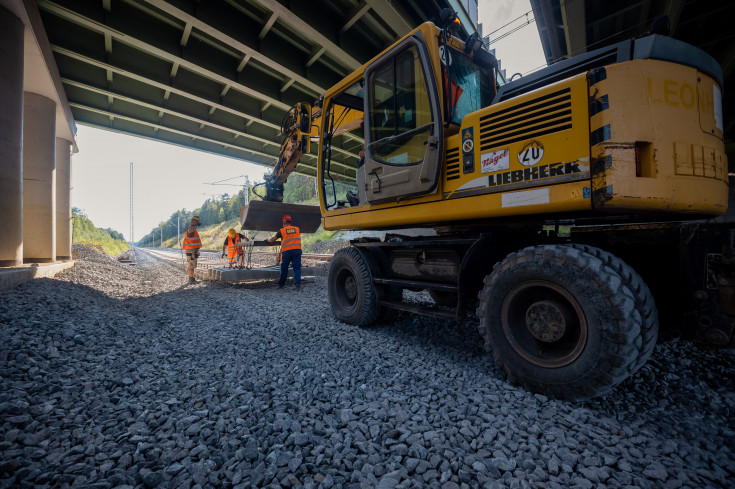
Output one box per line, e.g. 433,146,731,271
316,23,727,231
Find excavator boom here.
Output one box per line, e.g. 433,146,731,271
241,102,322,233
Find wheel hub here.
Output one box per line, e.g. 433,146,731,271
525,300,566,342
344,276,357,300
501,280,587,368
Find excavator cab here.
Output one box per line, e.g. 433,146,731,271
318,22,497,229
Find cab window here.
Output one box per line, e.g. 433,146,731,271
368,46,433,165
444,47,494,125
321,81,364,210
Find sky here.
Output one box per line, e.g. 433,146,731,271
71,127,264,242
70,1,546,243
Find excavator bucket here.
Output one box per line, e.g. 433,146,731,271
240,201,322,233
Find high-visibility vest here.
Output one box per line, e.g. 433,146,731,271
279,225,301,253
226,234,243,262
182,226,202,250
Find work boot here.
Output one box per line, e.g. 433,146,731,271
277,283,284,289
188,276,197,284
295,283,301,291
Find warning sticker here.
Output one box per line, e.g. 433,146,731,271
481,148,510,174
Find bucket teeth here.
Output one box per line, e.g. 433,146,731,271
240,201,322,233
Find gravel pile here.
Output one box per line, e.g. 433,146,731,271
1,245,734,489
306,240,350,255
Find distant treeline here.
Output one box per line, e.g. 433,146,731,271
137,174,318,247
72,207,129,255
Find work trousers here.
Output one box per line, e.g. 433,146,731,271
279,249,302,285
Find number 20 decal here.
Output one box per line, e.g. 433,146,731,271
518,141,544,167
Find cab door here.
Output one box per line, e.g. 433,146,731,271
363,33,443,203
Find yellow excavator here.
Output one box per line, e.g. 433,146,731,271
242,11,730,400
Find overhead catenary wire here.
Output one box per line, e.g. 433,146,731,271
482,0,583,47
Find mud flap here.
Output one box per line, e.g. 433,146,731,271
240,201,322,233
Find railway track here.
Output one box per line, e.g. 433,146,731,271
137,247,332,270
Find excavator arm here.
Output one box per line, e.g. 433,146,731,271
240,102,324,233
259,103,314,202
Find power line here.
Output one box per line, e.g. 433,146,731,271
483,0,583,47
205,174,248,185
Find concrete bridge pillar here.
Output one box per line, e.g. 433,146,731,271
23,92,57,263
0,7,24,267
56,138,72,260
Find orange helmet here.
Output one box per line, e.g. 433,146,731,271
282,214,292,222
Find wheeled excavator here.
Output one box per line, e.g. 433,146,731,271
241,12,731,400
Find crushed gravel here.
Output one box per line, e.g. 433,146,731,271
0,244,733,489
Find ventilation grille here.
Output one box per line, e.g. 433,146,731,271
479,87,572,151
446,147,460,181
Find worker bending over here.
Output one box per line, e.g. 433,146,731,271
267,214,302,289
182,216,202,284
222,228,249,269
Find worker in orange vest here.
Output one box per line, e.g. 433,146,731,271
181,216,202,284
222,228,249,268
267,214,302,289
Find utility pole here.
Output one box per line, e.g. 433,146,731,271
130,162,134,246
160,226,163,247
177,214,180,248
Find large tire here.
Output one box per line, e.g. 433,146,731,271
564,243,659,374
365,248,401,323
328,247,382,326
477,245,642,400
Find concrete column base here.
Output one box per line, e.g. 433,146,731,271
22,257,56,264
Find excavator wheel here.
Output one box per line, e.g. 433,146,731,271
328,247,383,327
563,243,659,375
365,248,402,323
477,245,643,401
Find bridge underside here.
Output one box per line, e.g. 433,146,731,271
530,0,735,164
39,0,477,177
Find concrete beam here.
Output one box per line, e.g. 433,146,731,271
70,102,278,158
180,22,192,46
38,1,294,112
563,0,586,58
236,54,251,72
258,11,278,40
69,102,326,175
135,0,324,95
245,0,360,72
62,77,283,152
52,46,283,133
539,0,566,62
306,46,326,68
280,78,295,93
340,4,370,34
364,0,412,36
